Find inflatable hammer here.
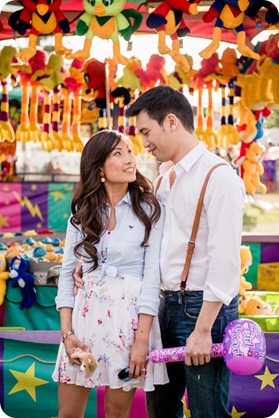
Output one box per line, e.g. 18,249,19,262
118,319,266,380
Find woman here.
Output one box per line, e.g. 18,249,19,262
52,130,168,418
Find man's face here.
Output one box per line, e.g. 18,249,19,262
136,111,171,162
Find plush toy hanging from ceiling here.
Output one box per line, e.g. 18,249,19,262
199,0,260,60
82,58,130,130
146,0,200,73
214,47,240,148
245,0,279,46
0,46,17,144
192,53,220,150
66,0,143,64
8,0,71,62
168,54,197,94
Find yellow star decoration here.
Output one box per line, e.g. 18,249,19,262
231,406,246,417
3,185,10,192
9,363,48,401
0,215,9,228
4,199,10,205
31,184,37,191
50,190,65,201
63,213,69,219
255,366,279,390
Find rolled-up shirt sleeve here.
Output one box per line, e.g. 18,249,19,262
55,217,81,310
204,169,246,306
137,205,165,316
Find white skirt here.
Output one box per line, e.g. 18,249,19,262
52,270,169,392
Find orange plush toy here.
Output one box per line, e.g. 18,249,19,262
8,0,71,62
242,141,267,195
200,0,260,60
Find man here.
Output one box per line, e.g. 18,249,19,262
75,86,246,418
125,86,246,418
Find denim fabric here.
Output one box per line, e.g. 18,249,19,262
146,291,239,418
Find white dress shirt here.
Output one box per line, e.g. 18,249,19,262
157,142,246,306
56,192,165,316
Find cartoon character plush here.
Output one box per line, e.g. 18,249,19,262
239,293,273,315
0,254,9,305
9,256,36,310
8,0,71,62
239,245,253,296
146,0,200,72
66,0,142,63
71,347,98,379
242,141,267,194
200,0,260,60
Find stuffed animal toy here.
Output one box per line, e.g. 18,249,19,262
134,54,168,92
8,0,71,62
200,0,260,61
82,58,130,130
242,140,267,194
66,0,142,63
146,0,200,72
0,254,9,305
239,245,253,296
71,347,98,379
0,46,17,144
239,293,273,315
9,255,36,310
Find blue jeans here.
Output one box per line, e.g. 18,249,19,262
146,290,239,418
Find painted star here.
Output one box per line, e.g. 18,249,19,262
0,215,9,228
231,406,246,417
255,366,279,390
50,190,65,201
9,363,48,401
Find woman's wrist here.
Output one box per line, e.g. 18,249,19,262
61,330,74,343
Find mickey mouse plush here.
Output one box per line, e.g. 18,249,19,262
9,256,36,310
8,0,71,62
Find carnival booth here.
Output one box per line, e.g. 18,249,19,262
1,0,279,417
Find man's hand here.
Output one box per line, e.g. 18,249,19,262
73,263,84,295
185,329,212,366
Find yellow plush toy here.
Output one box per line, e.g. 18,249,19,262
71,347,98,379
242,141,267,195
0,253,9,305
239,293,273,315
239,245,252,296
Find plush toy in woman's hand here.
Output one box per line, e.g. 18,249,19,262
9,256,36,310
71,347,98,379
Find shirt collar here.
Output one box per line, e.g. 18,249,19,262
159,142,206,176
177,142,205,173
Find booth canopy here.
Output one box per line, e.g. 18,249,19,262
0,0,271,42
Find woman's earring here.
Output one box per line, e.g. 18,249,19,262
101,177,106,183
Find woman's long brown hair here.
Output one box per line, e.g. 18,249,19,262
71,130,161,272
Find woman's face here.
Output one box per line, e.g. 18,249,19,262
101,139,137,185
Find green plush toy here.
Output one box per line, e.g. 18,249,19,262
66,0,142,64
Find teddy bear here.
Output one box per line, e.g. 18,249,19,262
9,255,36,310
239,245,253,296
71,347,98,379
242,141,267,195
238,293,273,315
0,254,9,305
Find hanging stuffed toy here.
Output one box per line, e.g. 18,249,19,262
200,0,260,60
242,140,267,194
146,0,200,73
0,253,9,305
66,0,142,64
83,58,130,130
0,46,17,144
8,0,71,62
9,255,36,310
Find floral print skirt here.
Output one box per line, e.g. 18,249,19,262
52,271,169,392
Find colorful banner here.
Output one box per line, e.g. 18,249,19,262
0,331,278,418
0,183,74,233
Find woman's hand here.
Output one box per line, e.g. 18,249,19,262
129,340,148,379
64,334,89,365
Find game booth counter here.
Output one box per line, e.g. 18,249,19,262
0,233,278,418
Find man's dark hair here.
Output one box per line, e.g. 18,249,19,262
125,85,194,133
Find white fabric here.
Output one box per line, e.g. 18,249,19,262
52,271,169,391
157,142,246,306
